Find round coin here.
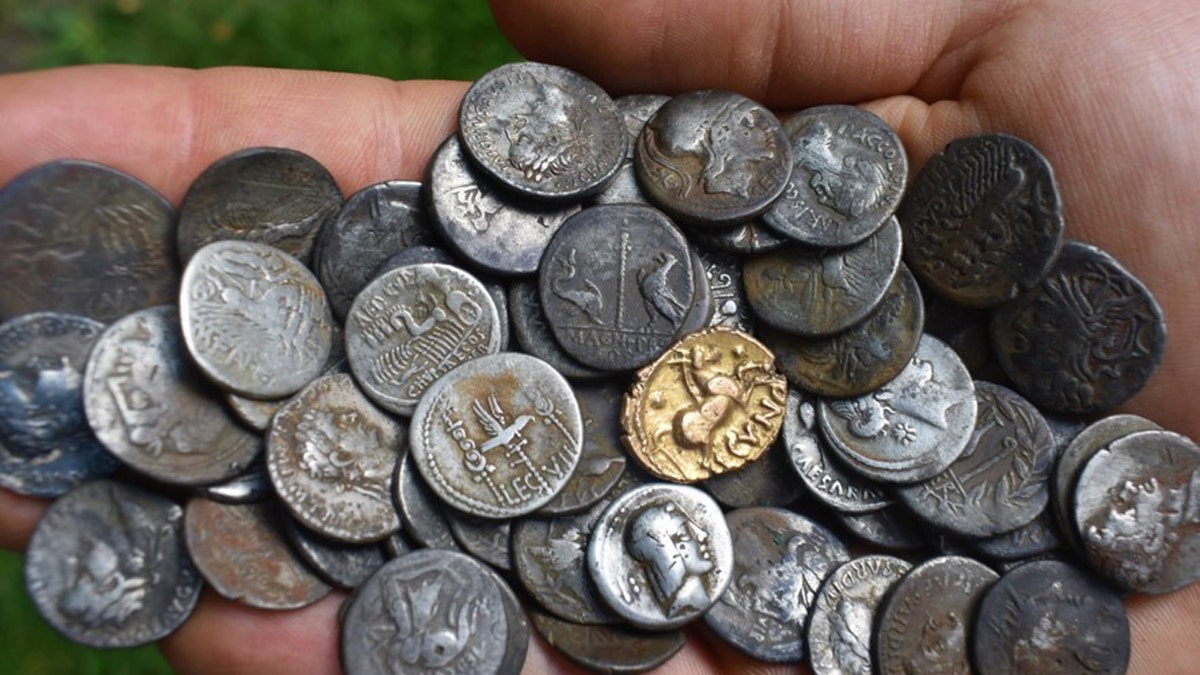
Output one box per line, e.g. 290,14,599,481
591,93,670,206
535,379,627,515
701,438,803,508
806,555,913,675
529,607,686,673
507,280,607,381
409,352,583,519
280,515,388,589
394,452,463,552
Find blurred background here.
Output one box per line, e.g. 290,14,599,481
0,0,518,671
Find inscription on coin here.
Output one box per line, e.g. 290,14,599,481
807,555,912,675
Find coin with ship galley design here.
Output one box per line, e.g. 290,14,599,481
409,352,583,519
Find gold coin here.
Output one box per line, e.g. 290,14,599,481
622,326,788,483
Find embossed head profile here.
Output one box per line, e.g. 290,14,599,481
59,537,149,627
1085,475,1182,587
504,80,588,182
795,120,888,218
626,501,714,617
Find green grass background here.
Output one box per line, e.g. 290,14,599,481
0,1,517,672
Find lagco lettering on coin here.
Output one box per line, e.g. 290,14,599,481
0,160,179,323
587,483,733,630
635,90,792,226
345,262,501,416
83,306,262,486
24,480,202,648
704,507,850,663
339,550,514,675
764,105,907,247
184,498,330,610
267,373,404,543
180,240,333,399
176,147,343,264
806,555,912,675
529,607,686,673
623,326,787,483
458,61,626,201
990,240,1165,414
819,334,977,484
539,204,695,371
409,352,583,519
0,312,119,497
901,133,1063,308
972,560,1129,675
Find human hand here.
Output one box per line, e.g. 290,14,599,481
2,0,1198,672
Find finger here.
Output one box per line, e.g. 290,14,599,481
0,65,468,205
0,488,50,551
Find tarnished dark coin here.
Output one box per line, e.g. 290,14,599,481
1073,428,1200,594
0,312,118,497
339,549,518,675
765,105,907,247
409,352,583,519
394,452,463,552
0,160,179,323
587,482,733,630
313,180,433,321
702,437,803,508
783,388,891,514
922,292,998,378
225,392,286,431
177,147,343,264
184,497,331,609
704,507,850,662
196,460,273,504
635,90,791,226
280,514,388,589
806,555,913,675
675,247,718,337
874,555,999,675
25,480,201,648
536,380,627,515
446,512,513,571
990,240,1166,414
744,216,902,337
895,381,1057,538
972,559,1129,675
687,218,790,254
458,61,625,201
345,262,501,416
539,204,695,371
836,503,926,551
901,134,1063,308
507,280,607,381
592,94,670,206
696,248,755,331
426,135,580,275
83,306,262,486
529,607,685,674
180,239,333,399
764,263,923,398
267,372,403,543
819,334,977,484
971,505,1062,562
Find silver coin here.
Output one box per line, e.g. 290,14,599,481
83,306,262,486
225,391,286,431
267,373,404,543
806,555,913,675
180,239,333,399
529,607,685,673
394,452,463,552
587,482,733,630
446,512,513,571
819,334,977,484
591,94,670,206
24,480,202,648
0,312,118,497
675,247,718,337
280,514,388,589
971,505,1063,562
345,262,501,416
409,352,583,519
696,248,755,331
687,218,790,254
196,461,273,504
507,280,607,381
458,61,626,201
701,436,803,509
535,380,627,515
836,503,926,551
704,507,850,662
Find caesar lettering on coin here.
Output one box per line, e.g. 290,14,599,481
409,352,583,519
806,555,913,675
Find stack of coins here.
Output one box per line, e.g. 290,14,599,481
0,59,1191,675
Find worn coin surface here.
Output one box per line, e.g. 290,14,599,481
874,555,999,675
280,515,388,589
688,218,790,254
836,504,926,551
539,203,696,371
507,280,607,381
446,512,513,571
701,438,803,508
25,480,202,648
744,217,902,337
346,262,501,416
83,306,262,486
225,392,286,432
267,373,404,543
587,482,733,630
971,506,1063,562
704,507,850,663
592,93,670,206
181,240,333,399
176,147,343,264
901,133,1063,308
536,380,627,515
394,453,463,552
696,248,755,331
0,160,179,323
410,352,583,519
623,326,787,483
972,560,1129,675
529,607,685,674
184,497,331,609
196,461,273,504
990,240,1166,414
806,555,913,675
458,61,626,201
819,334,977,484
0,312,118,497
636,90,792,226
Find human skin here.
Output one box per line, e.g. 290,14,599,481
1,0,1198,673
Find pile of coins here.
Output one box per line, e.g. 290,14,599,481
0,59,1193,674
